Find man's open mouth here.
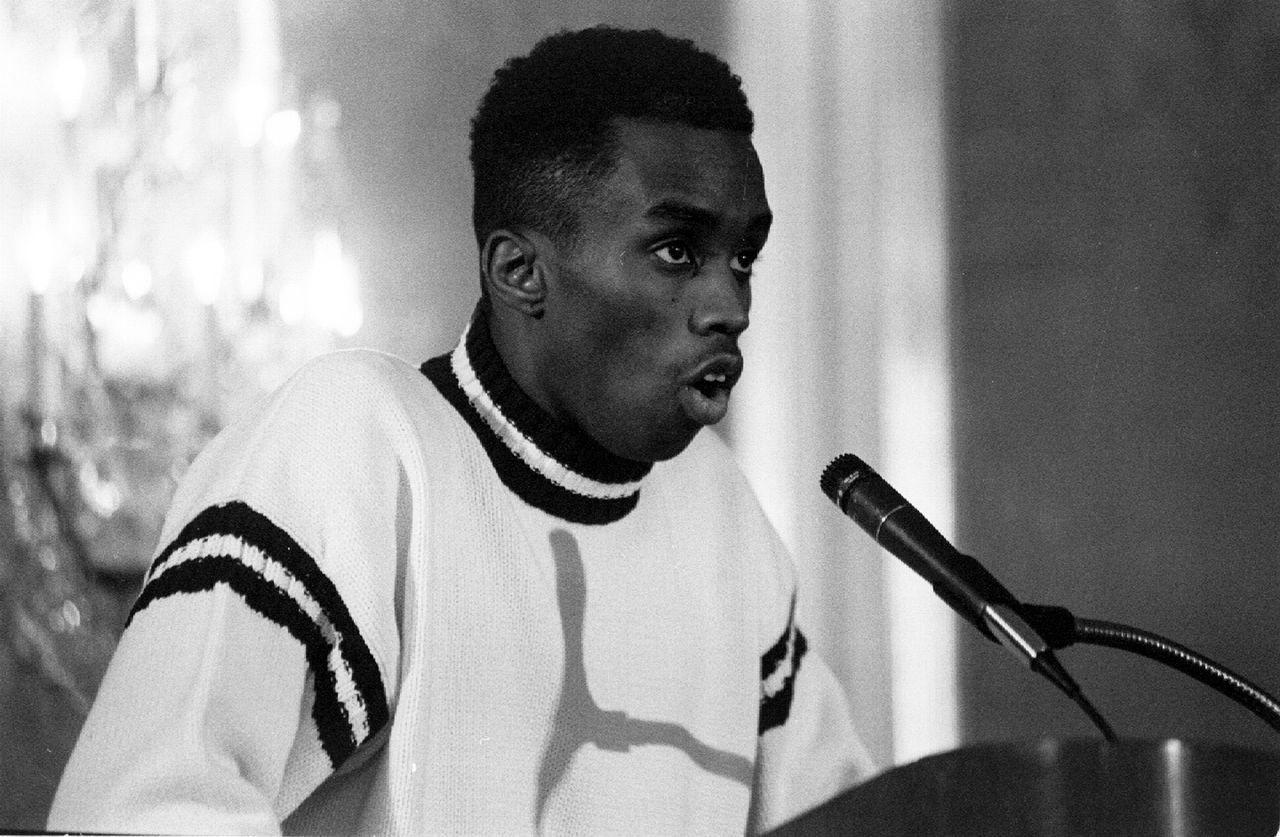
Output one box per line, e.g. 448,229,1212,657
692,371,731,400
678,357,742,426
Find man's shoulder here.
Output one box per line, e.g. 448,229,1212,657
668,429,747,481
203,348,457,473
288,347,426,394
167,347,461,545
656,430,773,523
654,429,800,619
265,348,451,419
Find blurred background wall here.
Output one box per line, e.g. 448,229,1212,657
949,0,1280,749
3,0,1279,830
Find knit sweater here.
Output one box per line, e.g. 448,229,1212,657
49,312,872,835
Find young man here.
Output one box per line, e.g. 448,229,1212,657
49,27,873,834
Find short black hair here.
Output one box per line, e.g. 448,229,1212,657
470,26,754,250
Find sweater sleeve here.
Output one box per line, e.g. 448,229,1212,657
48,351,413,835
748,543,877,833
749,616,876,833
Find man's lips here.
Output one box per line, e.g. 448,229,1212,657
678,354,743,426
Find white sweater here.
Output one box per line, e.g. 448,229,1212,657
49,312,872,835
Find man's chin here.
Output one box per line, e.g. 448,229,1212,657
639,431,700,463
599,421,702,464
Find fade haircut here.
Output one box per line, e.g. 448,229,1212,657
470,26,754,252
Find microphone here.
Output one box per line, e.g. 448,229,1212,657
819,453,1079,696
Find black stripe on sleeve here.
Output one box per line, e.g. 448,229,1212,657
130,501,390,768
759,614,809,735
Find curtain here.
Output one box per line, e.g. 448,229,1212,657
727,0,955,767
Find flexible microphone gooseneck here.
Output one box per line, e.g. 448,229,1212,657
820,453,1116,741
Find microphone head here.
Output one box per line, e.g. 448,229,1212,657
819,453,873,506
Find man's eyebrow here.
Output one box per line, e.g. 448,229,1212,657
645,200,774,237
645,200,719,228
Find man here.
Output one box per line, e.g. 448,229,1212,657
49,26,873,834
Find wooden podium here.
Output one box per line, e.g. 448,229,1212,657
768,738,1280,836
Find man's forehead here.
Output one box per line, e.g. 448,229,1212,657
606,118,771,227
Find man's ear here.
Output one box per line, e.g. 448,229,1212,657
481,229,546,318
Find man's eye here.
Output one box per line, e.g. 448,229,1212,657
730,250,759,274
654,242,695,266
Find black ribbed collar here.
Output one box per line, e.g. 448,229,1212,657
421,306,652,524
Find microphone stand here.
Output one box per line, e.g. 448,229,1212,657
1020,603,1280,737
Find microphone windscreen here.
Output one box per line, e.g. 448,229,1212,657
819,452,867,504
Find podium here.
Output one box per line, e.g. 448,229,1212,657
769,738,1280,836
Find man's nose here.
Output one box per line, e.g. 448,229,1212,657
689,268,750,338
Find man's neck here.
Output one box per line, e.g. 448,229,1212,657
417,304,651,525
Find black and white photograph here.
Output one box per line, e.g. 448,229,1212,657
1,1,1278,834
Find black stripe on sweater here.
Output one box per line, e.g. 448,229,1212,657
422,353,641,525
129,501,390,768
759,615,809,735
460,308,650,487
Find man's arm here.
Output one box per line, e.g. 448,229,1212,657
49,351,410,834
749,639,877,834
48,584,311,835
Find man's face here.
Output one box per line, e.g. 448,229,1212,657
531,118,772,462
